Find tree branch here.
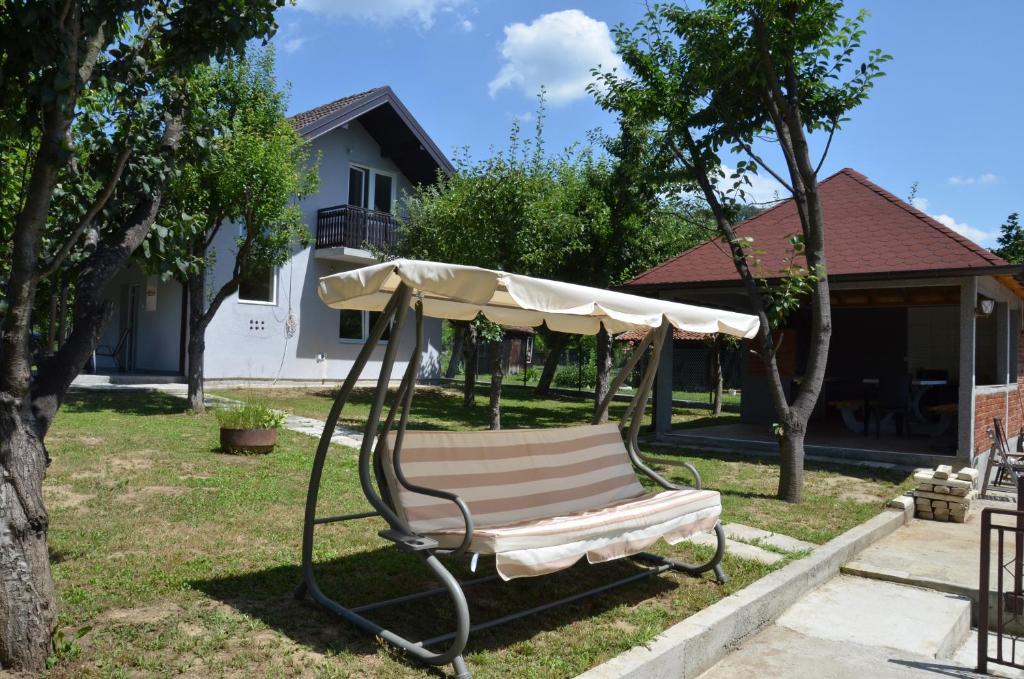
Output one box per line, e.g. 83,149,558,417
814,119,837,176
36,145,132,280
671,133,791,418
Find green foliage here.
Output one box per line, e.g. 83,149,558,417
147,45,319,280
213,401,286,430
995,213,1024,264
46,625,91,669
397,94,706,291
592,0,890,328
553,364,597,390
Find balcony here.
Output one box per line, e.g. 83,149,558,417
315,204,400,254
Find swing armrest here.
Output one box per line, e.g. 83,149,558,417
378,529,440,552
393,480,475,558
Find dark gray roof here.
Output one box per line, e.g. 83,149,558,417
288,86,454,183
288,87,384,130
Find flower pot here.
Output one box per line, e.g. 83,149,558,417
220,427,278,454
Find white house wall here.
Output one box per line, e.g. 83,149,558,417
201,120,441,382
95,265,184,373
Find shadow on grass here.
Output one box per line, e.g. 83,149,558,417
648,447,913,485
62,390,187,416
192,544,683,665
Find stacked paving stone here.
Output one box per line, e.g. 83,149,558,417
912,464,978,523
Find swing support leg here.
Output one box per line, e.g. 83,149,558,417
297,284,472,676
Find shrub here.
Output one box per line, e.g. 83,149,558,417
214,401,286,430
552,364,597,390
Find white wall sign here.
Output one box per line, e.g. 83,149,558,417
145,276,158,311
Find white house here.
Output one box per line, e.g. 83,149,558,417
92,87,450,383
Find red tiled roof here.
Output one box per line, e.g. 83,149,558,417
288,87,385,130
627,168,1007,288
615,328,707,343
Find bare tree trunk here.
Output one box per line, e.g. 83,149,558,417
711,338,723,416
488,338,506,430
777,417,806,503
593,326,613,423
446,323,464,379
0,405,56,672
462,323,477,407
186,273,206,413
536,331,569,396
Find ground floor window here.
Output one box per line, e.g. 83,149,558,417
339,310,391,342
238,265,277,304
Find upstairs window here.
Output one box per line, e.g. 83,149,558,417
348,164,394,214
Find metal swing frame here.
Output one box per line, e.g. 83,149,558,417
294,282,728,679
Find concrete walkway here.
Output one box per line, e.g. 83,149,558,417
697,493,1024,679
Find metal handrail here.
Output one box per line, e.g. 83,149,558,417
316,203,399,250
978,475,1024,674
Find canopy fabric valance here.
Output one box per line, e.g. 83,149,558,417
318,259,759,338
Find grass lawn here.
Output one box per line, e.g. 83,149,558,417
43,388,910,678
210,384,737,432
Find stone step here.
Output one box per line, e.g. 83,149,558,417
953,630,1024,678
688,531,786,565
776,575,971,659
698,624,982,679
723,522,816,553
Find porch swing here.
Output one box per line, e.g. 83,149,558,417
295,259,759,679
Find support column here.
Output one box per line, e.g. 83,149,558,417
997,301,1010,385
654,326,674,436
959,277,978,462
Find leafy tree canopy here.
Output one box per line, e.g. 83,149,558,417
995,213,1024,264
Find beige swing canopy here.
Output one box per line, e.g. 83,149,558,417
318,258,760,339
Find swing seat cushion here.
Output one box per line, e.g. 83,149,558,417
382,423,721,580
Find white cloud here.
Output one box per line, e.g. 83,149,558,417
911,196,996,245
293,0,466,29
281,37,306,54
460,18,474,32
488,10,623,106
717,166,787,205
947,173,998,186
514,111,533,123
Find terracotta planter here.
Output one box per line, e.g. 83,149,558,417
220,427,278,454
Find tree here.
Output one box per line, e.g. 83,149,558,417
595,0,889,502
399,116,549,426
149,47,318,412
0,2,281,670
995,213,1024,264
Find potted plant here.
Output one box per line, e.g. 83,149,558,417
215,401,286,453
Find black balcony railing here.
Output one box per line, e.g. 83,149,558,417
316,204,399,251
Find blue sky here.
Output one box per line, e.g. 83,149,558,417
272,0,1024,248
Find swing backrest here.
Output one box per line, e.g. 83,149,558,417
381,422,646,534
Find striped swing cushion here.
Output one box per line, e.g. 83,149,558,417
382,423,721,579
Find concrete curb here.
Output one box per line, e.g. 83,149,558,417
576,503,914,679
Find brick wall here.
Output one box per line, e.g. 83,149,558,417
974,330,1024,453
975,389,1007,453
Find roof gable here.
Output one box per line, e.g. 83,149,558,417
628,168,1011,288
288,86,454,184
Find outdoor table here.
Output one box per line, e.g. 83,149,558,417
861,378,949,426
832,379,953,436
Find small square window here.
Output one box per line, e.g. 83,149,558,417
238,265,276,304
